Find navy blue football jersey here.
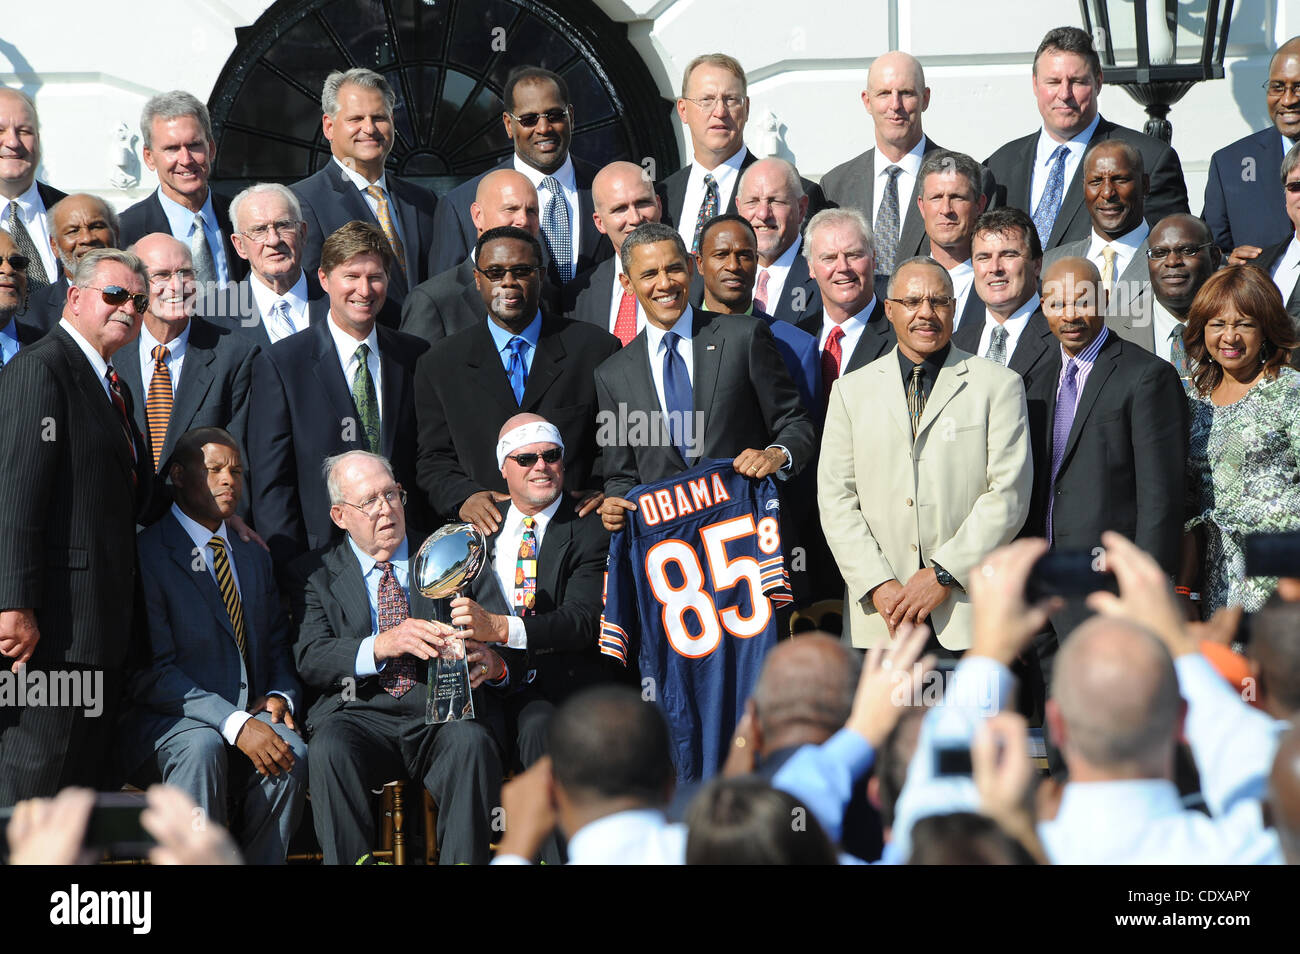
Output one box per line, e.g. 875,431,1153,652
600,458,791,782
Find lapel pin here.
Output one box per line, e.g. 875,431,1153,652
706,344,716,351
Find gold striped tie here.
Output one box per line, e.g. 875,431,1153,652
366,184,406,277
145,344,173,472
209,536,248,662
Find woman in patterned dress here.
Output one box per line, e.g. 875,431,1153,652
1180,265,1300,618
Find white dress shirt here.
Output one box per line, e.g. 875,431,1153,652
491,495,564,649
59,318,112,399
1030,112,1101,212
606,260,645,336
327,318,384,427
1085,219,1150,289
349,535,410,678
138,321,190,397
492,809,686,865
248,269,311,342
676,146,748,250
975,293,1039,363
332,157,411,278
156,187,232,286
1271,236,1300,304
513,154,580,276
644,306,696,419
870,137,927,223
0,181,57,282
948,259,975,329
1151,298,1184,366
757,234,804,314
818,300,876,373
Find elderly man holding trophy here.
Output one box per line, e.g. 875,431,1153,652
289,449,524,865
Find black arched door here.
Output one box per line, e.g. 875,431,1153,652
207,0,678,194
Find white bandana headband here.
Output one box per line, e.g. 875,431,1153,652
496,421,565,469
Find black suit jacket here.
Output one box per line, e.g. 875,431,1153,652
291,163,438,307
1250,239,1300,317
414,309,620,519
0,327,151,667
428,154,610,288
765,249,823,326
1024,331,1187,634
950,304,1057,387
1203,127,1293,253
569,256,620,333
247,320,429,565
659,147,827,233
117,189,248,283
796,297,895,376
23,273,68,332
200,275,331,350
594,309,816,498
984,116,1189,251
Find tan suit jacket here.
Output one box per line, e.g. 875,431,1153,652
817,345,1032,649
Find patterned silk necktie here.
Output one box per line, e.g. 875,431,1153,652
6,201,48,286
515,516,538,616
662,331,694,462
191,211,216,289
208,536,248,665
692,173,719,254
821,324,844,410
986,324,1009,366
506,336,528,404
1169,322,1190,378
146,344,174,471
906,364,926,441
612,289,638,345
754,268,771,312
1032,145,1070,248
105,367,138,467
1047,358,1080,542
351,343,380,453
875,166,903,278
540,176,573,283
268,298,296,341
376,561,416,698
366,185,406,277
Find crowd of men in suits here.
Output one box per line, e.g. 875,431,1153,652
2,21,1300,865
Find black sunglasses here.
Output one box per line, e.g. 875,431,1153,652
507,448,563,468
0,253,29,272
83,284,150,315
1286,182,1300,194
476,264,541,282
507,108,569,128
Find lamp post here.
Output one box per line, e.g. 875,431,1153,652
1079,0,1235,143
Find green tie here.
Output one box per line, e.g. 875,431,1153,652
352,343,380,453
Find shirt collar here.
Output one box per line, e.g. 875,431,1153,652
1053,778,1185,827
1151,297,1183,329
513,153,576,192
644,304,696,356
1088,219,1150,258
948,259,973,281
327,315,380,364
688,145,748,189
764,233,803,273
140,319,191,362
348,534,409,577
171,502,230,555
824,300,873,338
897,343,950,381
249,268,310,315
0,180,42,217
486,310,543,357
1001,292,1040,325
332,156,387,195
566,809,676,862
1036,112,1102,163
502,494,564,542
156,186,217,237
59,318,111,381
876,136,927,179
1059,323,1109,367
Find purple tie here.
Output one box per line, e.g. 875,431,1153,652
1046,358,1079,543
376,561,416,697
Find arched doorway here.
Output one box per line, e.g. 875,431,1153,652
207,0,678,194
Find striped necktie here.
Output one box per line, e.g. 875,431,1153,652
366,184,406,277
6,200,48,286
105,367,138,468
208,536,248,664
146,344,174,471
906,364,926,441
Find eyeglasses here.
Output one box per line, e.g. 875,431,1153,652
339,487,406,517
241,219,300,243
507,108,570,128
476,264,541,282
0,254,29,272
148,268,196,284
507,448,562,468
1264,81,1300,97
1285,182,1300,194
682,95,746,112
83,285,150,315
887,295,956,311
1146,243,1215,261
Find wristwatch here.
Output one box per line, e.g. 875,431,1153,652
932,563,959,589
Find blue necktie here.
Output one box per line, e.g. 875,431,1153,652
1046,358,1079,543
661,331,694,463
506,336,527,405
1032,145,1070,248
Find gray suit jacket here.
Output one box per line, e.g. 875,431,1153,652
1044,235,1152,348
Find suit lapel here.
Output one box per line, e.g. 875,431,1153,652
56,329,135,478
387,177,416,298
1059,335,1117,468
875,356,913,441
1008,310,1050,380
325,542,373,639
376,328,405,459
115,341,147,434
691,311,723,454
466,321,523,413
521,315,564,409
308,322,361,437
914,352,966,441
163,513,238,645
166,321,217,462
538,506,573,602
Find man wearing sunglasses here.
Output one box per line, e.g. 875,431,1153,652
0,247,153,806
414,226,618,534
431,66,608,295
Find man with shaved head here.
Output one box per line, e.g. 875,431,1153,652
736,157,821,325
1207,37,1300,259
821,51,990,298
401,169,549,344
571,160,663,341
26,193,119,332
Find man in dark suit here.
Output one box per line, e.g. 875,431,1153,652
1128,214,1221,361
1206,37,1300,260
116,234,257,485
0,87,66,292
737,158,822,326
292,69,438,311
430,67,608,294
119,427,306,864
400,170,542,346
570,161,663,343
0,231,44,364
414,226,618,532
118,91,246,288
984,26,1188,253
291,450,520,865
0,248,153,805
248,221,428,567
915,150,988,332
1250,150,1300,322
594,221,815,531
211,183,330,349
26,194,119,333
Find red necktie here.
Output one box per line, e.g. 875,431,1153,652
613,289,638,346
754,268,770,312
105,367,138,467
376,561,416,697
821,325,844,410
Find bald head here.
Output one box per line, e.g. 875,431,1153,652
1049,618,1183,777
737,158,808,264
1269,725,1300,863
499,411,549,440
471,169,540,237
864,52,929,158
751,633,859,752
591,161,661,253
130,232,195,327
